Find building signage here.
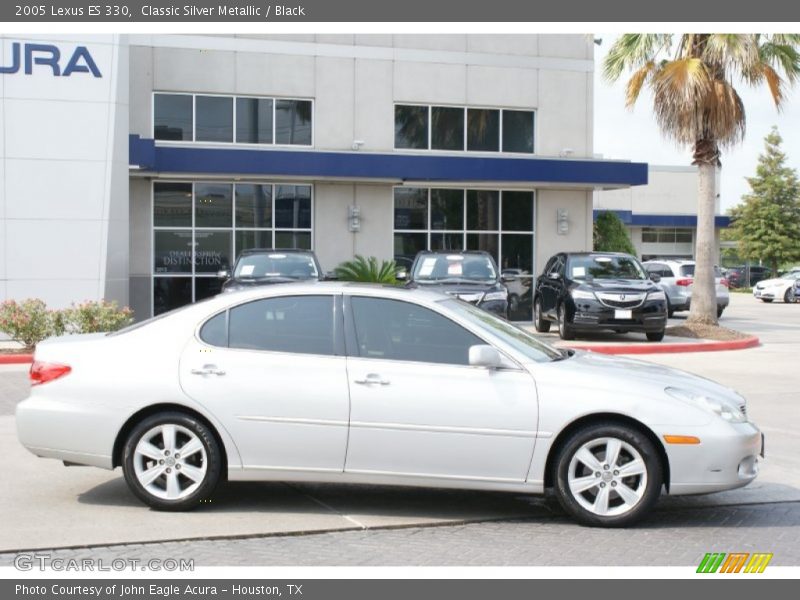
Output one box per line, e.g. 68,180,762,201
0,42,102,77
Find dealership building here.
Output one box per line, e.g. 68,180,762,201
0,33,646,322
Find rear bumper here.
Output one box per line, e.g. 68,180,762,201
664,421,763,495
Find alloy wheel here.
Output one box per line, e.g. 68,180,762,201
133,424,208,501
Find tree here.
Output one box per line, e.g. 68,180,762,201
334,255,398,283
604,34,800,325
729,127,800,275
593,211,637,255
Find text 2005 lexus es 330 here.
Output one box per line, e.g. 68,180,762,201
16,283,764,527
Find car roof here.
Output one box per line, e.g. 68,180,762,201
416,250,492,256
561,251,634,257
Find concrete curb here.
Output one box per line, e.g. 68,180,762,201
0,354,33,365
566,335,761,355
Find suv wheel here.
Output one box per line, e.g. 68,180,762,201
558,303,574,340
122,412,222,511
646,331,665,342
533,298,550,332
553,422,663,527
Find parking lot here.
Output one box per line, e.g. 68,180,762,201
0,292,798,566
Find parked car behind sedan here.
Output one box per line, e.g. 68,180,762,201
402,250,510,318
534,252,667,341
753,271,800,303
219,249,324,292
643,260,730,318
16,282,763,527
726,265,773,288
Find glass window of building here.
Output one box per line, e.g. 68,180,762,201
467,108,500,152
393,187,535,321
394,105,429,149
195,96,233,143
236,97,273,144
275,99,312,145
502,110,535,153
154,93,193,141
431,106,465,151
153,182,314,316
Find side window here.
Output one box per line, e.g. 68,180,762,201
350,297,484,366
556,256,566,277
199,311,228,347
228,295,335,356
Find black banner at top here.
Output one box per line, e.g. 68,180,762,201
2,0,800,22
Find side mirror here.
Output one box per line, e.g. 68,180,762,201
547,272,561,281
469,344,503,369
648,272,661,283
395,269,408,282
217,269,231,280
324,271,339,281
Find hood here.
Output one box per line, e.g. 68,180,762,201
574,278,657,293
413,280,503,299
757,277,792,287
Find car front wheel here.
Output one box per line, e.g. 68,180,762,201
553,423,663,527
557,303,574,340
533,298,550,332
122,412,222,511
646,331,665,342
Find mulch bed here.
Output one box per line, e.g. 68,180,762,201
666,324,751,341
0,348,32,355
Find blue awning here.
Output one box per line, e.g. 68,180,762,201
594,209,731,228
130,135,648,188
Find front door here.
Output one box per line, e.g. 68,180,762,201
179,294,350,472
343,295,538,483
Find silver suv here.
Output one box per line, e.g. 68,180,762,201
643,259,730,318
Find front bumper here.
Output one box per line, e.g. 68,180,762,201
569,297,667,333
664,421,763,495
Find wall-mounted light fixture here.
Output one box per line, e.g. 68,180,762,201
351,140,365,151
557,208,569,235
348,205,361,232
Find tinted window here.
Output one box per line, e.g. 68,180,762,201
275,99,312,145
467,108,499,151
395,105,429,149
195,183,233,227
194,231,232,274
430,189,464,230
236,97,273,144
196,96,233,143
350,297,483,365
235,184,272,228
229,296,334,355
233,252,319,279
154,94,193,141
680,264,695,277
467,190,500,230
394,187,428,229
275,185,312,228
200,312,228,346
431,106,464,150
153,182,192,227
412,254,496,282
502,110,534,153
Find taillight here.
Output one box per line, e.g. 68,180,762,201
720,278,730,288
676,278,693,286
29,361,72,386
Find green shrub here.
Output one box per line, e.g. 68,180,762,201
334,255,398,284
593,211,637,255
0,299,60,351
62,300,134,334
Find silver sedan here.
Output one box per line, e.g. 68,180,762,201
16,282,763,527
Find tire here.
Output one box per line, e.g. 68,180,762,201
122,412,222,511
646,331,665,342
665,297,675,319
552,422,663,527
784,288,792,303
717,306,724,318
533,297,551,333
557,303,574,340
761,298,773,303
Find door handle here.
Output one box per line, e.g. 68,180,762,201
190,364,226,376
354,373,390,386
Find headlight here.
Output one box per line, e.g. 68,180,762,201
571,289,596,300
483,290,508,302
664,387,746,423
647,290,666,301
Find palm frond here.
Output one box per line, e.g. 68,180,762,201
334,255,397,284
625,61,656,107
603,34,672,81
703,34,759,71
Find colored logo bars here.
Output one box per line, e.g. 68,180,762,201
697,552,773,573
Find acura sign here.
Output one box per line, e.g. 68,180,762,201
0,42,102,77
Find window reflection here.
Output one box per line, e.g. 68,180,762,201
154,94,192,141
394,105,428,149
275,99,312,145
196,96,233,143
236,97,273,144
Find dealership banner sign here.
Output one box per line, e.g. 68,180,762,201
2,0,799,21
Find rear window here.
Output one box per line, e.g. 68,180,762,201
679,265,695,277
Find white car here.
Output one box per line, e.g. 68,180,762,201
753,272,800,303
16,283,763,527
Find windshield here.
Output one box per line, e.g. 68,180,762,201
441,299,562,362
413,254,497,283
233,253,318,280
567,255,646,281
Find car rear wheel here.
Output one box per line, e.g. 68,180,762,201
557,303,574,340
646,331,665,342
553,423,663,527
122,412,222,511
533,298,550,332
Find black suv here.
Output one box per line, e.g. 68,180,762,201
220,249,324,292
533,252,667,341
402,250,511,318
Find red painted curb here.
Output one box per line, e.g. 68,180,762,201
566,335,760,355
0,354,33,365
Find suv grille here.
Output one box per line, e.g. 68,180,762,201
596,292,646,309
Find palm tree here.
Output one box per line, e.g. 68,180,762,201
604,34,800,325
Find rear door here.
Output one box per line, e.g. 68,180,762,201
179,293,350,472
